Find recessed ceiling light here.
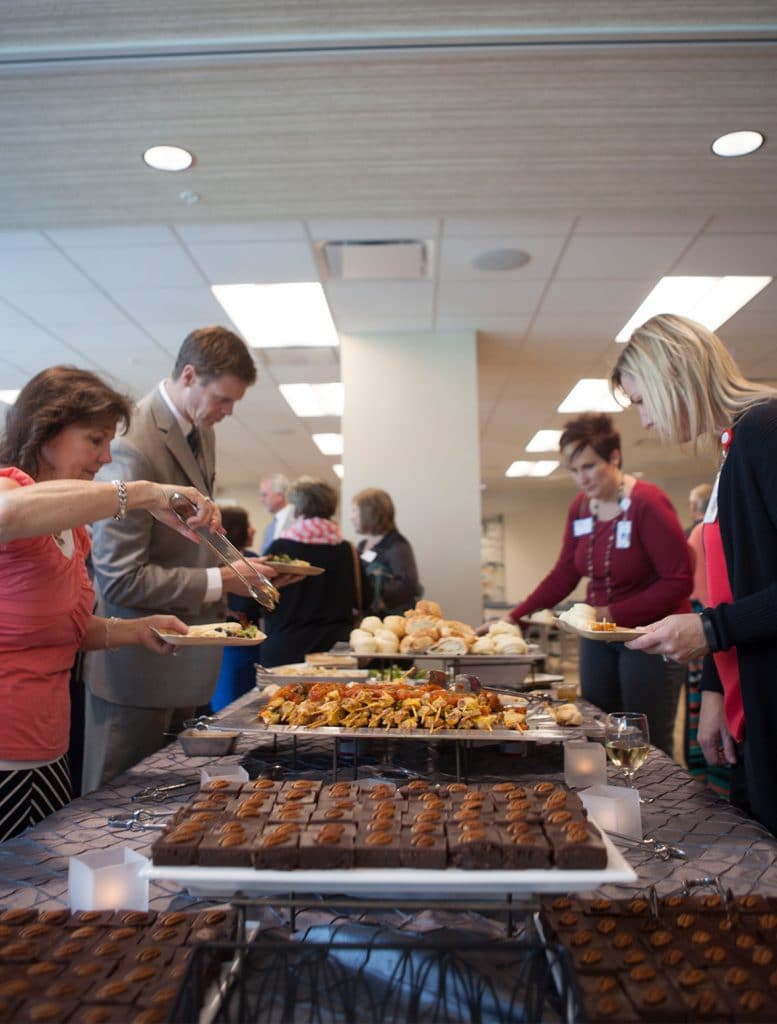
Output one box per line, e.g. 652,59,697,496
505,460,559,478
312,433,343,456
279,383,344,417
711,130,765,158
558,380,623,414
526,429,562,453
142,145,194,172
472,249,531,272
332,463,344,479
616,275,772,341
213,283,339,349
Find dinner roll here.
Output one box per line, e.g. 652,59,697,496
471,636,496,655
415,599,442,618
352,637,378,655
399,632,436,654
405,616,440,638
488,620,522,638
359,616,383,635
375,635,399,654
438,619,475,637
350,628,372,646
382,615,407,638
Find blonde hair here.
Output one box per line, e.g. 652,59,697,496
611,314,776,451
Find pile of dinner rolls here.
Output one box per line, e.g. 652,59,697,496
349,600,528,657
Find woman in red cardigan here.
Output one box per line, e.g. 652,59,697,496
505,412,692,755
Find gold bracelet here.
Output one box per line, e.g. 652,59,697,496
104,616,119,650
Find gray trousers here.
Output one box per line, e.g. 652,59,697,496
81,690,195,795
578,637,685,757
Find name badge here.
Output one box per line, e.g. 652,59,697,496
573,517,594,537
615,521,632,549
361,549,377,564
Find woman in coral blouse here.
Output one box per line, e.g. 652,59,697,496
0,366,219,839
504,412,692,755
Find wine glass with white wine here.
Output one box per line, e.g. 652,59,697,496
604,712,650,788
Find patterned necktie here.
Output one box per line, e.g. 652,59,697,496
187,426,200,459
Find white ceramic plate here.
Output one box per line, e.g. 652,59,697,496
153,627,266,647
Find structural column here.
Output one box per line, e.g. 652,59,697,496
340,330,482,625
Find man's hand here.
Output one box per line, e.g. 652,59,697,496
624,613,708,663
698,690,737,766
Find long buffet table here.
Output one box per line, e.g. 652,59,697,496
2,688,775,911
2,688,777,1022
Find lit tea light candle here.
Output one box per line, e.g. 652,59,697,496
564,739,607,789
579,784,642,840
69,848,149,911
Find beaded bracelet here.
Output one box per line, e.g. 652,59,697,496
112,479,128,521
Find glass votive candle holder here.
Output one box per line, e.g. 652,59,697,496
579,783,642,840
200,764,249,789
69,847,149,911
564,739,607,789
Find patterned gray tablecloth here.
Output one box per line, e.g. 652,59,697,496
1,690,775,912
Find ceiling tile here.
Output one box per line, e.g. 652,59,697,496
0,231,51,251
555,235,692,279
539,278,650,316
671,234,777,275
444,216,574,237
438,235,567,281
574,213,708,235
110,287,228,325
327,281,434,331
0,325,100,375
9,289,136,328
187,240,319,283
308,219,438,242
64,244,205,291
436,279,545,318
0,248,93,295
438,313,532,333
47,227,178,247
176,222,307,243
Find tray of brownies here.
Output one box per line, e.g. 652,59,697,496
145,777,636,897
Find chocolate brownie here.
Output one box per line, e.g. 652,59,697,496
399,829,447,869
354,828,402,868
298,824,356,868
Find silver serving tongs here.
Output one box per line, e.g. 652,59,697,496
170,492,279,610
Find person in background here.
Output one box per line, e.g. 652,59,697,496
351,487,421,616
495,413,692,756
259,473,294,554
0,365,217,839
613,313,777,835
83,327,297,793
210,505,262,712
686,482,713,537
260,477,358,667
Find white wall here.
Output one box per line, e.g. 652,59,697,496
340,330,482,626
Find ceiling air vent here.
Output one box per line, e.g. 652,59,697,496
320,240,430,281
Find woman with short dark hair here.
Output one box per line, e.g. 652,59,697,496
497,411,692,755
0,365,218,838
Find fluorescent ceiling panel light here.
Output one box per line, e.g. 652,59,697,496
142,145,193,171
212,283,339,349
616,276,772,342
332,463,344,479
711,130,764,157
526,429,562,453
0,389,20,405
312,433,343,455
505,460,560,478
279,383,344,417
557,379,623,414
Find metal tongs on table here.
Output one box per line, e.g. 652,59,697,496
170,492,279,610
107,808,171,831
608,830,687,861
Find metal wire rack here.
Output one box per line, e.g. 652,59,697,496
169,924,581,1023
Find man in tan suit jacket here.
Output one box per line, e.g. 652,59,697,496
83,326,279,791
